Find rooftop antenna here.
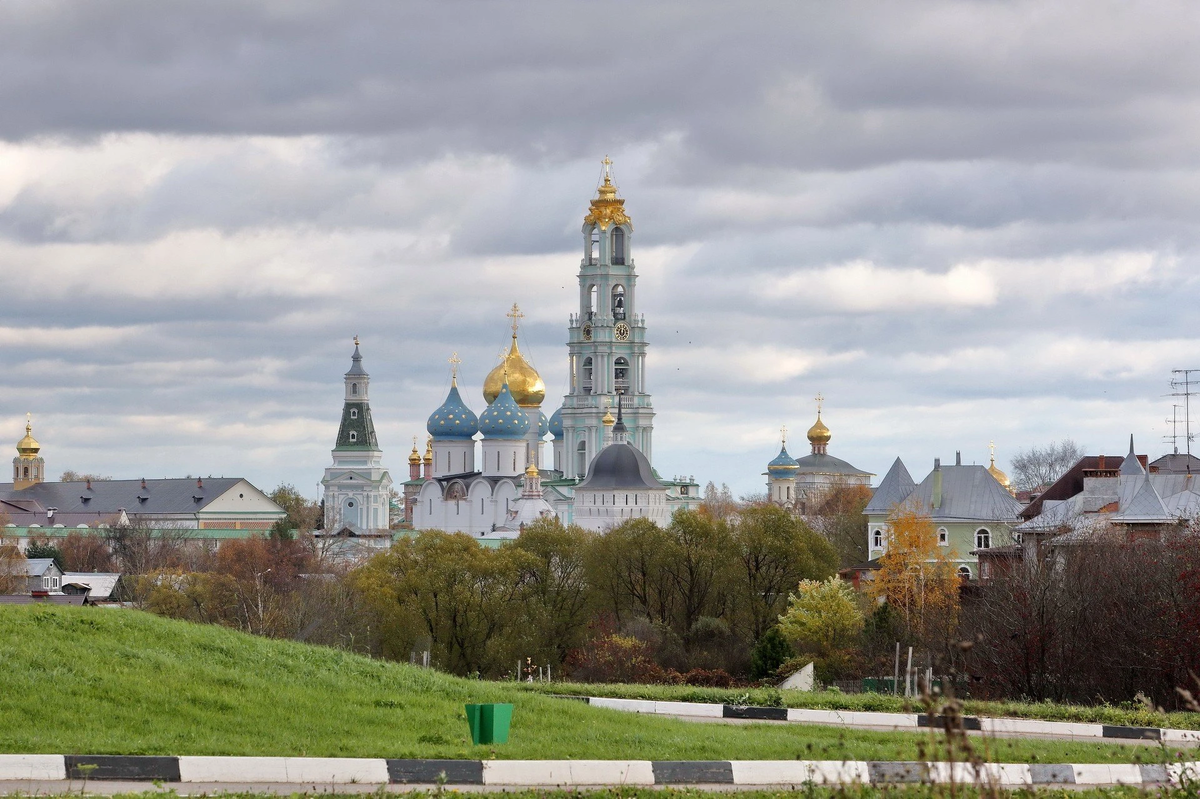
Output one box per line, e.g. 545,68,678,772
1169,369,1199,473
1164,404,1184,455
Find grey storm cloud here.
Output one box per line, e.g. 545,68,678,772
0,0,1197,496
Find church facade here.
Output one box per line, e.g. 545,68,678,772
408,163,699,537
765,398,873,513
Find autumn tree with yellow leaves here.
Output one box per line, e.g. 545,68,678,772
869,503,961,649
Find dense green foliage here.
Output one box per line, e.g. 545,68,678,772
24,540,64,570
0,605,1156,763
749,627,794,680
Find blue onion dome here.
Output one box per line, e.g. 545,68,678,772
538,410,550,437
478,382,531,440
427,382,479,440
548,406,563,439
767,443,800,479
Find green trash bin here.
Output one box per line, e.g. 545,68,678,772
465,703,513,745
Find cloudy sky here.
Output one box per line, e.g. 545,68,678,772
2,0,1199,499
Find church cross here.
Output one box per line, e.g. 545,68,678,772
781,424,788,444
814,393,824,414
602,155,612,179
989,440,996,460
448,351,461,379
507,303,524,336
353,335,359,346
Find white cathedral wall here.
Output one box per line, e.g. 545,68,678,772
573,487,669,532
432,440,474,477
481,440,525,477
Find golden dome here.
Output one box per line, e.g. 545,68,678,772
583,156,632,230
988,442,1010,489
602,406,615,426
483,314,546,408
423,436,433,464
16,415,39,457
408,437,422,465
807,412,831,445
525,462,540,478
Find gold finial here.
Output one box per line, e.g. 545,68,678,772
781,424,788,445
989,440,996,463
409,436,421,465
507,303,524,338
353,335,359,346
814,393,824,415
448,351,461,383
602,155,613,179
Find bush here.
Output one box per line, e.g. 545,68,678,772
565,634,664,683
749,627,794,680
679,668,734,688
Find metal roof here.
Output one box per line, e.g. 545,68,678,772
23,558,59,576
793,452,873,477
0,478,279,520
904,464,1024,522
61,572,121,600
864,457,916,514
577,442,662,491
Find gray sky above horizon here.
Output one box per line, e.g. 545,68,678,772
2,0,1199,499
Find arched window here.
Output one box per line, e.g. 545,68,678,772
350,408,358,419
872,529,883,549
351,383,358,396
587,284,597,319
576,440,587,476
937,527,948,546
612,284,626,320
22,466,28,479
958,566,973,580
975,528,991,550
349,431,357,442
582,357,593,393
589,227,599,264
614,357,629,392
612,227,625,264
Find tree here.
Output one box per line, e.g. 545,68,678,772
60,532,116,572
1010,439,1084,492
749,627,794,680
728,504,838,642
869,504,960,648
0,535,24,594
807,480,873,567
269,484,322,539
60,471,112,482
700,482,738,521
663,509,732,649
25,540,64,571
778,577,865,661
513,517,596,664
587,517,677,628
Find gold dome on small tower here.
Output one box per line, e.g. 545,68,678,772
16,414,39,456
483,304,546,407
807,393,831,445
423,436,433,464
583,156,632,230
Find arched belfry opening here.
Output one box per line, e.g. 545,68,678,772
611,227,626,264
612,284,626,320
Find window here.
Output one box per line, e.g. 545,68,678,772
351,383,358,396
589,227,599,264
937,527,948,546
587,284,597,318
612,284,626,320
576,440,587,477
975,528,991,549
582,357,593,393
958,566,972,580
872,529,883,549
350,408,358,419
614,357,629,392
612,227,625,264
349,431,357,442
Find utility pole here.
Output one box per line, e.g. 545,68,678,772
1169,370,1200,472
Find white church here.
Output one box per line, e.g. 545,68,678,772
406,162,700,536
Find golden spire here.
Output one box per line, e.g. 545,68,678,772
16,412,40,457
584,156,632,230
483,304,545,407
409,435,422,465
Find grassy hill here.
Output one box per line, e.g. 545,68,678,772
0,606,1157,763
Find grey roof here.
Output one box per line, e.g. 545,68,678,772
345,343,368,376
1119,436,1144,476
864,458,916,514
1149,452,1200,474
23,558,59,577
905,464,1024,522
577,442,662,490
0,595,85,605
1112,477,1172,522
0,478,269,519
61,572,121,600
793,452,873,477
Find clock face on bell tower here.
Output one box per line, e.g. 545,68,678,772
559,158,656,480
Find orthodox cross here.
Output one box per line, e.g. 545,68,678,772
448,351,461,380
507,303,524,335
989,440,996,461
814,392,824,414
781,424,788,444
353,335,359,346
602,155,613,179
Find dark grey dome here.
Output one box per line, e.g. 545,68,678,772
577,442,662,490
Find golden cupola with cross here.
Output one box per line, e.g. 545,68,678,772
13,413,45,490
483,303,546,408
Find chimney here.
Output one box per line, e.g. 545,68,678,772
932,458,943,510
197,477,204,490
955,450,962,466
140,478,147,490
85,478,92,491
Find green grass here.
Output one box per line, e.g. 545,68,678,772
521,682,1200,731
0,606,1184,764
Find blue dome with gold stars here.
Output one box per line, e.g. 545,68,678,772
427,382,478,440
548,406,563,439
767,443,800,479
478,382,531,440
538,410,549,437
